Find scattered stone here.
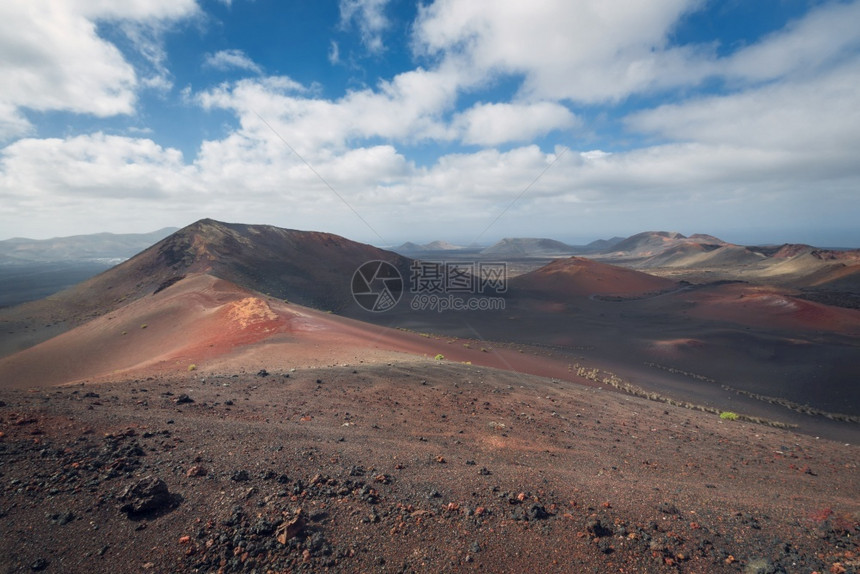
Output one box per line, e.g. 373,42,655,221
276,511,305,544
363,510,381,524
230,470,250,482
174,394,194,405
658,502,680,515
253,518,276,535
358,484,379,503
186,465,207,477
527,504,551,520
48,510,75,525
30,558,49,571
596,538,614,554
585,516,613,537
745,557,774,574
257,369,269,377
119,476,178,517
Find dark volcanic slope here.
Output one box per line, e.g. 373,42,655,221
157,219,411,313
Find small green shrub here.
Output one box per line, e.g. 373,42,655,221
140,324,148,329
187,364,197,372
434,354,445,361
720,411,738,421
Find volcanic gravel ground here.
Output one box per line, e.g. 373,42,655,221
0,361,857,573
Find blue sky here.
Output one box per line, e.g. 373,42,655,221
1,0,859,247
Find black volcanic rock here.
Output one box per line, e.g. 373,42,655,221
119,476,178,517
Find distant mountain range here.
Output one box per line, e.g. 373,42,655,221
593,231,860,293
394,240,464,253
391,230,859,297
393,236,625,256
481,237,625,256
3,225,857,313
0,228,178,263
0,227,180,308
1,219,857,421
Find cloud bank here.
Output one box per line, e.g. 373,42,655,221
0,0,858,246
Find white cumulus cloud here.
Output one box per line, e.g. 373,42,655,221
340,0,391,53
204,49,263,74
0,0,199,141
454,102,578,146
413,0,707,103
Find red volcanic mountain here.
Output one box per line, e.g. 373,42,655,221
0,223,687,389
110,218,410,314
510,256,677,297
0,220,421,387
0,219,411,355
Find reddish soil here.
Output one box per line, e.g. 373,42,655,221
0,272,610,391
511,257,677,297
1,362,857,573
1,222,858,573
683,283,860,335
